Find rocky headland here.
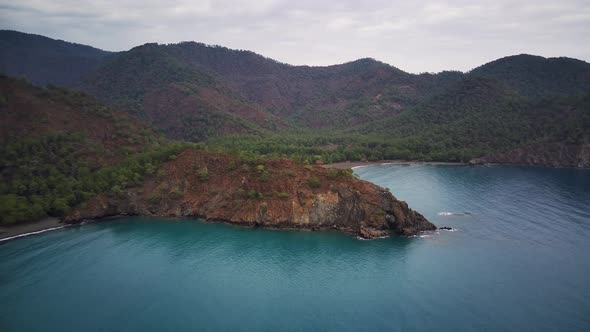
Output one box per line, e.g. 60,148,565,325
65,150,436,239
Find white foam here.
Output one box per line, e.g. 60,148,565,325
356,235,390,240
438,211,468,216
0,226,66,242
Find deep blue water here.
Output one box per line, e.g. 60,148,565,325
1,165,589,331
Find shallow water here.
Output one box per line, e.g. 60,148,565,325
1,165,589,331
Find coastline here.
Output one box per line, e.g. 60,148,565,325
0,218,65,242
324,160,590,170
323,160,467,169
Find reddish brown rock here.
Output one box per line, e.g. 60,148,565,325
65,150,436,239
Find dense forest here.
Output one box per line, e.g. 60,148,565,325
208,78,589,163
0,75,196,224
0,30,111,86
1,30,589,225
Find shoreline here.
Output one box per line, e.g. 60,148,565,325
0,218,65,242
323,160,467,169
324,160,590,170
0,213,433,243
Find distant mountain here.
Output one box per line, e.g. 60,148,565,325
469,54,590,98
357,77,590,161
76,43,280,141
166,42,462,127
0,30,112,86
0,31,465,132
77,41,458,130
1,30,589,166
169,43,408,122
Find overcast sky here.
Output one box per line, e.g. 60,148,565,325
1,0,589,73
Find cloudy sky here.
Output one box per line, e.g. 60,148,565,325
1,0,589,73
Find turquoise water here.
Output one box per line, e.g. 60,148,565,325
1,165,590,331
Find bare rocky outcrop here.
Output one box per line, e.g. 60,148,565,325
65,150,436,239
470,143,590,168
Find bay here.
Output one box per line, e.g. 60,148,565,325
1,165,589,331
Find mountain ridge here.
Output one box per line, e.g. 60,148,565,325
0,30,112,86
3,30,589,80
1,29,589,165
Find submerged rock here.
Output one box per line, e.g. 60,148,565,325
65,150,436,239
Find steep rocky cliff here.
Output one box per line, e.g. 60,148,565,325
65,150,435,238
470,143,590,168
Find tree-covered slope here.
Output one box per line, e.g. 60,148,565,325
469,54,590,99
168,42,463,127
2,30,589,167
0,31,462,131
0,74,192,224
0,30,112,86
356,77,590,161
76,43,282,141
78,41,446,130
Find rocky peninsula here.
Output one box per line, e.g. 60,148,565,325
65,150,436,239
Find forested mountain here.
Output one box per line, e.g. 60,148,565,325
75,41,464,130
0,31,465,133
76,43,281,141
356,77,590,161
0,30,111,86
469,54,590,99
168,42,443,127
0,30,589,167
0,75,193,224
104,42,465,128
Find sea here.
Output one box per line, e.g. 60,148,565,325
1,164,589,331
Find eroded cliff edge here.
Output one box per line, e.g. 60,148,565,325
65,150,435,238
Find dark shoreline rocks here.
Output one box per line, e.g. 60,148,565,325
470,143,590,168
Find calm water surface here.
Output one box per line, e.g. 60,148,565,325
1,165,589,331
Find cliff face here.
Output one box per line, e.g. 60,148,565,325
470,143,590,168
65,150,435,238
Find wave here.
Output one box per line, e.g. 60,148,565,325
356,235,390,240
438,211,472,217
0,226,66,243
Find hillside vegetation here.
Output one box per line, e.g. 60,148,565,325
77,43,283,140
0,31,590,192
0,75,195,224
0,30,111,86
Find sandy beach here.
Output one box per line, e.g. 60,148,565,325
323,160,467,169
0,218,65,242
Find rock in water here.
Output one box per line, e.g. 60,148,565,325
65,150,436,239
